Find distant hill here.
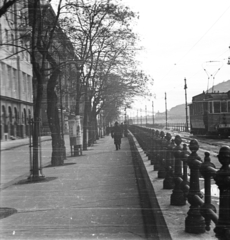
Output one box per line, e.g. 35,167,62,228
155,79,230,123
168,104,186,117
208,79,230,93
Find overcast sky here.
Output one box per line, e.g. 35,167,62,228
121,0,230,114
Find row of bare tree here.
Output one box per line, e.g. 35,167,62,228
1,0,153,179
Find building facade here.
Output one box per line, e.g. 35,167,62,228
0,1,33,141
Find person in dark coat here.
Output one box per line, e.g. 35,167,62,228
111,122,122,150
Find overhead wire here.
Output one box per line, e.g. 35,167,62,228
159,4,230,82
176,4,230,66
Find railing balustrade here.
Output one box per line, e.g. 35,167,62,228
128,125,230,240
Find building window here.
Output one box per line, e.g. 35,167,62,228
209,102,213,113
228,101,230,113
214,101,220,113
7,65,11,90
221,101,227,113
12,68,17,97
5,29,9,50
11,34,14,53
0,24,2,44
0,62,2,93
20,40,24,59
1,63,6,91
22,72,26,95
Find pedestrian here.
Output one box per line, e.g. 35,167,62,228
111,122,122,150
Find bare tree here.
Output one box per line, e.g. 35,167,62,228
60,0,152,145
0,0,18,18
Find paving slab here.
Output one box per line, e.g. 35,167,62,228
0,136,159,240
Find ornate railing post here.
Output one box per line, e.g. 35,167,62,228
154,130,160,171
199,152,217,232
214,146,230,239
146,128,152,160
170,135,185,206
181,143,190,200
158,131,167,178
150,129,156,165
163,133,174,189
185,139,205,234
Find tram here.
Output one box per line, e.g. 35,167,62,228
189,91,230,137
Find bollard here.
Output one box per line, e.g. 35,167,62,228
199,152,217,231
180,144,190,200
163,133,175,189
154,130,160,171
170,135,185,206
150,129,156,165
146,128,153,160
185,139,205,234
214,146,230,239
158,131,167,178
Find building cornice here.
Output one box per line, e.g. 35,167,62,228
0,95,33,106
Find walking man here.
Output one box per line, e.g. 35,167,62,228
111,122,122,150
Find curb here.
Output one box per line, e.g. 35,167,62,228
1,138,52,151
128,132,172,240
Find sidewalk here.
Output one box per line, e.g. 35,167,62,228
0,135,71,189
0,136,162,240
1,136,52,151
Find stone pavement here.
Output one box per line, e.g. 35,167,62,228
0,132,219,240
0,135,162,240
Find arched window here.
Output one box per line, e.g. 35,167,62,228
8,106,12,124
24,109,27,124
28,109,31,119
14,107,18,124
2,106,6,124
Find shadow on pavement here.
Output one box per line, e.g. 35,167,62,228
45,162,76,168
15,177,58,185
0,208,17,219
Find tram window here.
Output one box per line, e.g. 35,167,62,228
214,101,220,113
228,101,230,112
209,102,213,113
203,102,208,112
221,101,227,112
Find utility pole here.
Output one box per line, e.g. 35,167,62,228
145,105,147,126
152,101,154,126
165,92,167,129
184,78,189,132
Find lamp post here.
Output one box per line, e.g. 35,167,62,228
184,78,189,132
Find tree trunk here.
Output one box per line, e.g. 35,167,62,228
32,78,43,178
47,71,63,166
90,110,96,142
83,85,88,150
